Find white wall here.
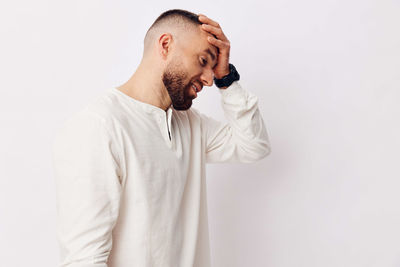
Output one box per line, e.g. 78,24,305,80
1,1,399,266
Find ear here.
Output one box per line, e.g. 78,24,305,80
158,33,173,60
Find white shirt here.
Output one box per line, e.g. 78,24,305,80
51,80,271,267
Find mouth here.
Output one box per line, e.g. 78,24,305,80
192,82,203,94
191,84,199,98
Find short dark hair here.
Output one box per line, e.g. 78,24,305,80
143,9,201,55
148,9,201,32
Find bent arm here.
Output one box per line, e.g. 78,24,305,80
198,80,271,163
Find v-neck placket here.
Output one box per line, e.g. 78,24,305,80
110,88,174,148
151,105,174,148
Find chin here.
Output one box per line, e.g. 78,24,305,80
173,101,192,111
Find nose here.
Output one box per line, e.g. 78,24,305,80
200,68,214,87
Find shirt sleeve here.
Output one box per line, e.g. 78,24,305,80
198,80,271,163
51,109,122,267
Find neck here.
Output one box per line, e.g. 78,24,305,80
116,58,172,112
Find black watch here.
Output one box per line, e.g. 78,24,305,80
213,63,240,88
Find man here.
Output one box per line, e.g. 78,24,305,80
52,9,271,267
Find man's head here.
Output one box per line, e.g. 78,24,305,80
143,9,219,110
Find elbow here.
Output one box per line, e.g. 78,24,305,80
58,251,110,267
255,140,272,161
239,139,271,163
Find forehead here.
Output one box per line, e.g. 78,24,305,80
187,26,218,58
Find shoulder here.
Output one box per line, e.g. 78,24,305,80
52,108,110,150
85,89,126,127
52,90,123,151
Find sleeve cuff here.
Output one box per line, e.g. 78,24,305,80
218,80,242,96
218,80,250,105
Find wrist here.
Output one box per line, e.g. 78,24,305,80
214,70,230,80
213,63,240,89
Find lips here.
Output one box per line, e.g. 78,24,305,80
192,83,202,92
191,84,197,98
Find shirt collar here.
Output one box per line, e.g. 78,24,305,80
110,87,174,118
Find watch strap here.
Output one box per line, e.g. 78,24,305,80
213,63,240,88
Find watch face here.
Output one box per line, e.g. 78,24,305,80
230,65,239,80
234,71,240,80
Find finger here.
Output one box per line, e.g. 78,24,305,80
201,24,228,41
198,14,220,28
207,36,230,50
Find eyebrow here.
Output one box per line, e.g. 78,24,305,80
203,48,217,68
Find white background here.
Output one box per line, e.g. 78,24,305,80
1,1,399,266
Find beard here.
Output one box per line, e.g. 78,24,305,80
162,60,195,111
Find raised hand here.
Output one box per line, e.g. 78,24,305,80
198,14,231,80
